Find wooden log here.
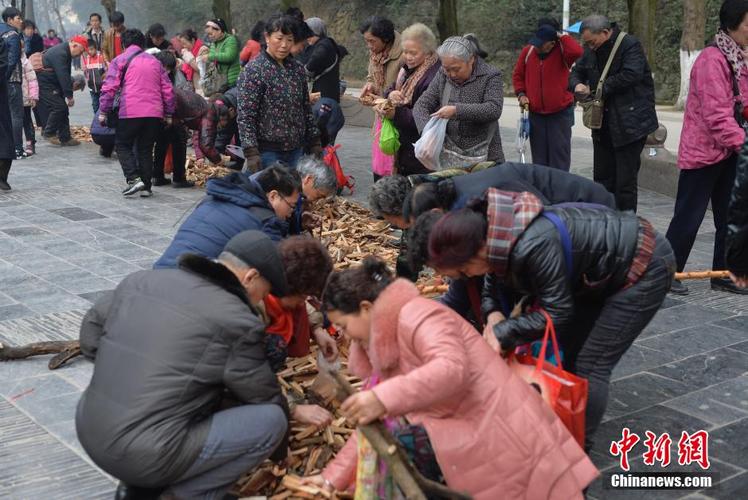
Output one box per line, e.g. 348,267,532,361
330,371,472,500
674,270,730,280
48,345,82,370
0,340,79,361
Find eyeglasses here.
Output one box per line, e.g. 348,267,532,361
279,196,297,211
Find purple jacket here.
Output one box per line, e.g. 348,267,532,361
678,46,748,169
99,45,175,119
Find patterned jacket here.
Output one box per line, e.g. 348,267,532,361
237,50,319,152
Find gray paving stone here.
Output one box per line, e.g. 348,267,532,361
0,304,35,321
611,344,681,380
37,269,117,295
0,292,17,307
639,304,731,339
13,390,81,428
605,373,691,421
67,253,143,278
637,325,747,359
707,417,748,469
49,207,108,221
662,377,748,426
649,348,748,392
710,315,748,333
707,472,748,499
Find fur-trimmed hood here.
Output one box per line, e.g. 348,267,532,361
347,279,421,379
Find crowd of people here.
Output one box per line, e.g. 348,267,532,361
0,2,747,499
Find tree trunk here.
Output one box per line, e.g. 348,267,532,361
24,0,34,22
0,340,82,370
50,0,66,39
675,0,706,109
626,0,657,64
100,0,116,21
436,0,459,42
212,0,232,32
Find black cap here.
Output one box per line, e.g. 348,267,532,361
529,24,558,48
223,230,288,297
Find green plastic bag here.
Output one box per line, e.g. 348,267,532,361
378,118,400,156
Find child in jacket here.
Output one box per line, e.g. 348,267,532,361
304,257,598,500
82,41,106,113
20,48,38,156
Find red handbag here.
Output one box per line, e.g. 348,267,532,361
508,310,588,447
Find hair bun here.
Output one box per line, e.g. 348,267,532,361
362,256,392,282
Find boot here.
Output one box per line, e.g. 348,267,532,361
0,160,11,191
113,482,164,500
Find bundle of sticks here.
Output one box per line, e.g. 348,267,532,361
185,155,234,187
70,126,93,142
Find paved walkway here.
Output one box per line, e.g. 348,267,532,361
0,92,745,499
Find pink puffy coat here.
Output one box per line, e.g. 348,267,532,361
678,46,748,169
21,56,38,106
322,279,598,500
99,45,175,119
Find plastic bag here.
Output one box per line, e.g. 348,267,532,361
378,118,400,155
414,116,448,171
372,117,395,176
310,350,342,400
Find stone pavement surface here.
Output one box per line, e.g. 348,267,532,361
0,92,745,499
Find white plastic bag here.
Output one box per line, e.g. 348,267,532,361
414,117,448,171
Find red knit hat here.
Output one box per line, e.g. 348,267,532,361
71,35,89,50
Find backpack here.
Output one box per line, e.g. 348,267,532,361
323,144,355,194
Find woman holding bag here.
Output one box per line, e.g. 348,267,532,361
303,257,597,499
373,23,441,176
425,189,675,449
413,34,505,170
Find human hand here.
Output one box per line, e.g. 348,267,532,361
292,404,333,427
482,311,505,353
30,99,38,108
518,95,530,107
574,83,590,96
729,272,748,288
431,105,457,119
341,390,386,425
388,90,404,104
164,116,173,127
98,113,107,125
360,83,373,98
66,97,75,107
313,327,339,362
309,92,321,104
243,147,261,173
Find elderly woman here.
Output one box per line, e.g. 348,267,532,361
238,14,320,172
413,34,505,169
177,29,205,90
665,0,748,296
203,18,240,90
374,23,441,176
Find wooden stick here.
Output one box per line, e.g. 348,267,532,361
48,344,82,370
330,370,472,500
0,340,79,361
674,270,730,280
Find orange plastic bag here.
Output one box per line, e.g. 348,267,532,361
508,310,588,447
164,145,173,174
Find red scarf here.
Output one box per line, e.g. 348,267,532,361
264,294,294,344
183,38,203,82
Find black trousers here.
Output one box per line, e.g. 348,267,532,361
665,155,736,272
115,117,161,190
562,233,675,450
23,107,35,145
593,128,646,212
38,81,71,142
529,106,573,171
154,124,188,182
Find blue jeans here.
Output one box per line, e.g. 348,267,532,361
260,148,303,169
90,91,100,114
168,404,287,500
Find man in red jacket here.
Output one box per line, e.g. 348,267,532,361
512,21,583,171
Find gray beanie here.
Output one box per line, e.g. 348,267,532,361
305,17,327,37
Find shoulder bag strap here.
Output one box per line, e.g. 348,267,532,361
311,53,339,83
441,78,453,107
541,211,573,279
118,50,143,87
595,31,626,100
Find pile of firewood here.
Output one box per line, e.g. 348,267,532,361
185,155,233,187
70,126,93,142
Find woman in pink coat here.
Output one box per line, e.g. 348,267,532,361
665,0,748,296
305,257,598,499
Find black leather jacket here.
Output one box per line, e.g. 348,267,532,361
483,207,640,348
727,139,748,276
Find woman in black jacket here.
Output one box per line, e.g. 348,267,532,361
425,189,675,449
727,138,748,288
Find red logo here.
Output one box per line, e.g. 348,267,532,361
610,429,710,471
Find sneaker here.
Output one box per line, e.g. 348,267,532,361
172,180,195,188
139,189,153,198
669,279,689,296
122,178,145,196
710,278,748,295
60,139,81,147
152,177,172,186
15,149,28,160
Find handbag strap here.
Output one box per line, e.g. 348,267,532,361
311,53,338,83
535,310,562,372
541,212,573,279
118,49,143,88
595,31,626,100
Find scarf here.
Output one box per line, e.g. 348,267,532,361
369,43,393,95
263,294,294,344
182,38,203,82
485,188,544,279
715,30,747,80
395,53,438,105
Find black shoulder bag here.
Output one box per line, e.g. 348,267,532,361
106,50,142,128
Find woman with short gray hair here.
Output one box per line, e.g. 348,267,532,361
413,33,504,168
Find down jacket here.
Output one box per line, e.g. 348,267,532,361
727,138,748,277
76,255,287,487
322,279,598,499
154,172,288,269
484,206,643,344
413,57,505,163
37,41,74,98
568,25,658,148
99,45,175,119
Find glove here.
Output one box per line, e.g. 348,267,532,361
242,147,261,173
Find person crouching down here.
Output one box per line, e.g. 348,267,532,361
76,230,290,499
304,257,598,499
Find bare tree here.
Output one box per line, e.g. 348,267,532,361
24,0,34,22
101,0,116,20
212,0,232,31
675,0,706,109
627,0,657,64
436,0,458,41
49,0,66,38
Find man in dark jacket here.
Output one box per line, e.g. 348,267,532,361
569,15,658,212
0,23,14,190
76,230,290,499
37,35,87,146
154,165,301,268
727,139,748,288
513,19,583,171
1,7,24,160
